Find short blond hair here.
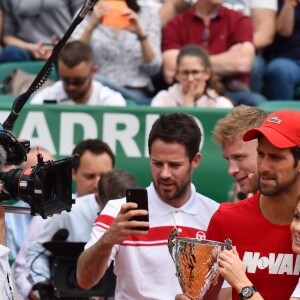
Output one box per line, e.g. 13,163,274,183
213,105,268,146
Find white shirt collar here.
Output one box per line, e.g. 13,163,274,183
147,183,199,216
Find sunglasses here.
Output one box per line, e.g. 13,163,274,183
61,75,90,86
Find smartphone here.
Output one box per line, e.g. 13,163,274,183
43,99,57,104
102,0,130,29
43,43,55,50
126,188,149,231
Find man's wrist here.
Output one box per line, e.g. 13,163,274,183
236,280,254,294
238,284,257,300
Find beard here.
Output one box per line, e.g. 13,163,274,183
152,175,192,203
67,89,87,103
259,170,299,196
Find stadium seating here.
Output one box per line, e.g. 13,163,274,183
258,100,300,112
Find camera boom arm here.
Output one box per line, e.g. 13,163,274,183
2,0,96,132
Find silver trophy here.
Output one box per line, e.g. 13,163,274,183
168,228,232,300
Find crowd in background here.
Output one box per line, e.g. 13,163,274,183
0,0,298,107
0,0,300,299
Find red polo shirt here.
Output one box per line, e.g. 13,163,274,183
162,5,253,84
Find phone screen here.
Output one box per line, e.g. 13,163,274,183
102,0,130,29
126,188,149,231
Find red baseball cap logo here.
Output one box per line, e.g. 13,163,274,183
243,110,300,148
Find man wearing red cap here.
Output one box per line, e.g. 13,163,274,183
176,110,300,300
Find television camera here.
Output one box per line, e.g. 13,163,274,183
0,125,76,218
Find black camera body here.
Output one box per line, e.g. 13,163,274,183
0,125,76,218
0,125,30,165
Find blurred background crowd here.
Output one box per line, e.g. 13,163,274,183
0,0,298,108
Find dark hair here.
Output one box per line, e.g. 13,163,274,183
177,44,225,96
148,113,201,162
59,40,94,68
72,139,115,171
291,146,300,167
126,0,140,12
98,169,139,208
94,0,140,12
257,134,300,168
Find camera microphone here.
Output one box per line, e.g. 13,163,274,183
51,228,69,242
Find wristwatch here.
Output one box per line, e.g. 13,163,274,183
238,286,257,299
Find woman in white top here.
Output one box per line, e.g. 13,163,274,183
73,0,162,105
151,44,234,108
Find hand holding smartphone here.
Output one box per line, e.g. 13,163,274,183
126,188,149,231
102,0,130,29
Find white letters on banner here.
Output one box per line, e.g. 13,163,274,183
7,111,204,158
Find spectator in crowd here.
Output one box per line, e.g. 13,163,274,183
30,40,126,106
162,0,268,106
177,109,300,300
76,112,220,299
213,105,268,196
221,0,277,94
138,0,163,11
151,44,233,108
0,0,84,63
160,0,277,94
265,0,300,100
25,139,114,298
160,0,195,27
72,0,162,105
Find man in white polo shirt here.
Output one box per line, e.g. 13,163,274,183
30,40,126,106
76,112,220,300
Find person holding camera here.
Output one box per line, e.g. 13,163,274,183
76,113,220,299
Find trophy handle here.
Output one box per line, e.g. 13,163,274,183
168,227,180,263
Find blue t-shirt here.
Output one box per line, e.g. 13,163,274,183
272,0,300,60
